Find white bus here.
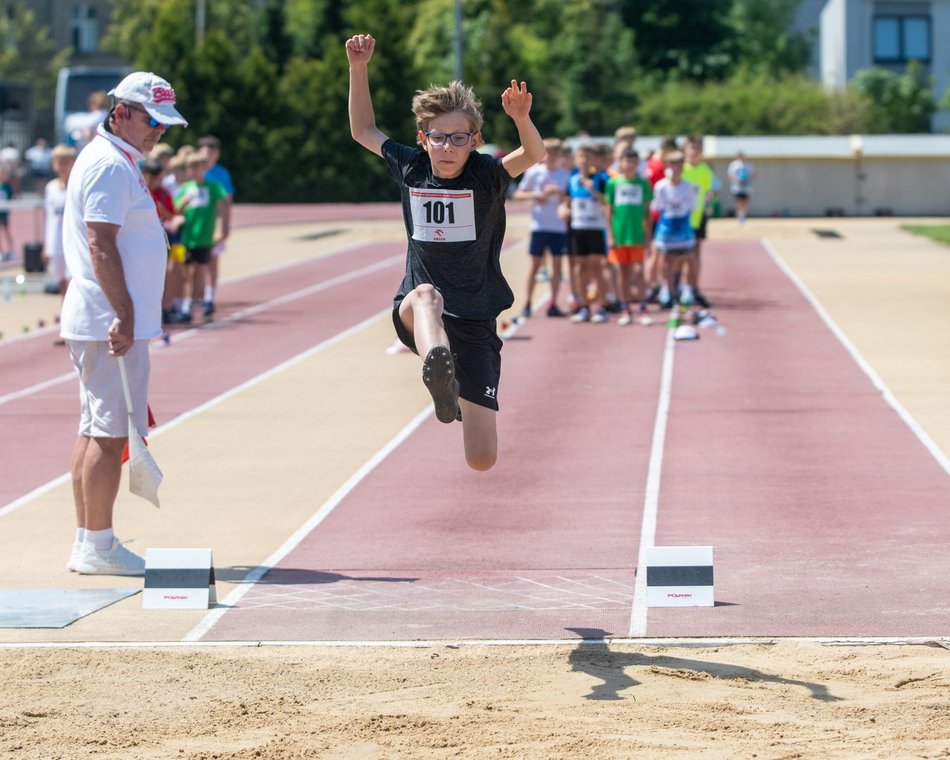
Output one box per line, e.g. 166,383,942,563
54,66,131,146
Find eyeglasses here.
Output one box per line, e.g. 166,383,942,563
424,130,474,148
124,104,163,129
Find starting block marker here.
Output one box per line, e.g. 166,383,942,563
646,545,714,607
143,548,216,610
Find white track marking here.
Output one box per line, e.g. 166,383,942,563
629,328,677,637
0,309,389,519
0,254,402,407
2,636,947,650
182,404,434,642
763,238,950,476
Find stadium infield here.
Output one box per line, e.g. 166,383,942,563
1,208,948,757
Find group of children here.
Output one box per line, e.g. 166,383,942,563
40,134,234,330
517,128,741,324
141,136,234,324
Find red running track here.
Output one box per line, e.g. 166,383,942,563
203,239,950,641
0,239,405,506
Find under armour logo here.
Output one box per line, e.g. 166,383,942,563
484,386,496,398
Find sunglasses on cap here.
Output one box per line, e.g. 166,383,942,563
123,103,162,129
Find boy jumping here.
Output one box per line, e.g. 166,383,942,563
346,33,544,471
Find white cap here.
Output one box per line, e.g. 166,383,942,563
108,72,188,127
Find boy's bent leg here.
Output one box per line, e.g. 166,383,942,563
400,285,459,424
422,344,459,424
459,399,497,471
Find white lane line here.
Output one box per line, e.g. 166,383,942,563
8,636,947,650
0,253,402,407
0,309,390,519
628,328,677,637
0,372,75,405
763,238,950,477
182,405,434,642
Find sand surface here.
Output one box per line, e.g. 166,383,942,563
3,640,950,758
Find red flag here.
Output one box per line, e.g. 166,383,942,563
122,405,157,464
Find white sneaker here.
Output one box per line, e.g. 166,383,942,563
66,541,83,572
618,311,632,326
74,538,146,576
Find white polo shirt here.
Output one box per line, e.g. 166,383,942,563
60,125,166,341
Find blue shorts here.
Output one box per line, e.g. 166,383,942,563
529,231,568,257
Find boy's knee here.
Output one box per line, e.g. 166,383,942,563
411,283,443,308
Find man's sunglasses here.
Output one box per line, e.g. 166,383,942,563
124,103,162,129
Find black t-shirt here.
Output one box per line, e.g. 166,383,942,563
383,139,514,320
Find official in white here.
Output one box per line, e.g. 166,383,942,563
60,72,187,575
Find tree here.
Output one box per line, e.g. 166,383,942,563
852,61,936,133
619,0,733,81
0,2,69,111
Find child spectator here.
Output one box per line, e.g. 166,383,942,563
198,135,235,314
0,165,15,262
728,151,754,223
564,143,610,323
162,153,189,198
346,32,544,471
174,153,230,321
512,137,570,317
605,148,652,324
143,160,185,325
43,145,77,333
651,150,699,308
681,135,715,308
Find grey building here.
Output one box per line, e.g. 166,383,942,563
816,0,950,130
19,0,123,66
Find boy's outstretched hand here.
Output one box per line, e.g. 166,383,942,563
345,34,375,65
501,80,533,121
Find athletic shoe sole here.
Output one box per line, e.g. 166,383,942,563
422,345,459,424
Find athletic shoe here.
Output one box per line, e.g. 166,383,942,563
694,290,711,308
202,300,215,318
618,310,633,326
546,305,566,318
73,538,146,576
591,308,610,324
520,304,532,318
66,541,83,572
679,286,695,306
570,307,590,323
422,345,459,424
175,309,193,324
658,285,673,310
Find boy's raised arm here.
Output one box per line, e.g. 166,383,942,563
346,34,389,157
500,80,545,178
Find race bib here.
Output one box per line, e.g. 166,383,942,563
571,197,605,229
410,188,476,242
615,184,643,206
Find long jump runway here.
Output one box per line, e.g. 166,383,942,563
198,238,950,642
2,214,949,642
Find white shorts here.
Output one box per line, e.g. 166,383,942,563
67,340,150,438
47,252,70,282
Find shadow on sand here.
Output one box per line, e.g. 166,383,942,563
565,627,841,702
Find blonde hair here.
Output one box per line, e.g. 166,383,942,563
186,152,208,166
51,144,77,161
542,137,563,152
614,125,637,141
411,81,483,135
150,144,174,159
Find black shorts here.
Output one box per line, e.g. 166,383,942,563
694,213,708,240
392,307,502,411
569,229,607,256
185,246,212,265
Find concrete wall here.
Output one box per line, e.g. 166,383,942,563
706,155,950,217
